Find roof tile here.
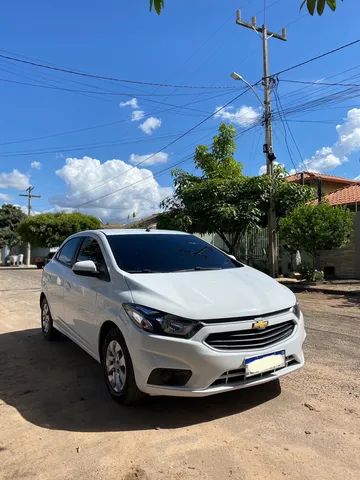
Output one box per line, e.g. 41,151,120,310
321,184,360,206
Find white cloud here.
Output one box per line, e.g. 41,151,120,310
50,156,172,222
131,110,145,122
119,97,139,109
0,192,12,202
302,146,343,172
303,108,360,172
139,116,162,135
129,152,169,166
31,161,41,170
214,105,261,127
259,165,267,175
258,161,284,176
0,169,29,190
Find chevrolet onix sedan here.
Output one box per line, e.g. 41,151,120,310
41,229,305,404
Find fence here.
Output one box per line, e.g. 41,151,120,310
199,228,278,273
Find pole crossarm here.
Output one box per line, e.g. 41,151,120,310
236,10,287,41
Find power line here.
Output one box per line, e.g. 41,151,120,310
0,126,217,158
72,87,254,206
0,52,236,90
274,83,304,165
0,76,240,97
0,88,235,148
273,39,360,77
72,123,259,210
281,78,360,88
273,87,297,172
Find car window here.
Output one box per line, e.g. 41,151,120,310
56,238,82,267
77,237,105,264
76,237,109,279
106,233,242,273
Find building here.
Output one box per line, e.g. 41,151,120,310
284,172,360,278
286,171,360,202
315,184,360,211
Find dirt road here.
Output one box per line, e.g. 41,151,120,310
0,270,359,480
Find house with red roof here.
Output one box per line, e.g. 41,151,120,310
284,172,360,278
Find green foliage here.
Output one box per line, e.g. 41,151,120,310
158,124,313,254
0,204,26,248
17,212,101,248
149,0,164,14
150,1,338,16
301,0,338,15
280,203,354,267
298,264,324,282
194,123,242,179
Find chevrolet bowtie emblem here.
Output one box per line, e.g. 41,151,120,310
252,319,269,330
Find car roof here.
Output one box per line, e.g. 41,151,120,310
79,229,190,236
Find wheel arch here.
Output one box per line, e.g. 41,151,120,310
39,292,46,308
98,320,120,361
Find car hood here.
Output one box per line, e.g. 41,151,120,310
124,266,296,320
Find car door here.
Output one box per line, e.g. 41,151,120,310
45,237,82,326
63,235,110,356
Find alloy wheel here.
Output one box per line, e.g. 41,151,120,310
42,302,50,334
106,339,127,393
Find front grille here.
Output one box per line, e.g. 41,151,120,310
205,320,295,351
211,355,298,386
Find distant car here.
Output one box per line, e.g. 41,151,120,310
35,252,56,269
40,229,305,404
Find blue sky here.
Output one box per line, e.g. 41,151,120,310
1,0,360,221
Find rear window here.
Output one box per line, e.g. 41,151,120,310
106,233,241,273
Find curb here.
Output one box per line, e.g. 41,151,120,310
0,266,38,271
282,283,360,296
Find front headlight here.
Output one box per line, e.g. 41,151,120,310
123,303,202,338
291,302,301,319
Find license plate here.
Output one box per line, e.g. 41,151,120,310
245,350,285,377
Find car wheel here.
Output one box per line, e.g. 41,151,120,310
41,297,59,341
102,327,145,405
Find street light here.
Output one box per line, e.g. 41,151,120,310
230,70,278,278
230,71,263,108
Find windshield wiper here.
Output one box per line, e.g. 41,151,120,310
127,269,156,273
173,267,222,272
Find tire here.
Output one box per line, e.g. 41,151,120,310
102,327,145,405
41,297,59,341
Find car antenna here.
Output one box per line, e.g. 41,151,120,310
145,227,151,232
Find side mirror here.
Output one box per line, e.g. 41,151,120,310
72,260,99,277
227,254,236,261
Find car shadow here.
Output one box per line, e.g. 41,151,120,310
329,294,360,308
0,328,281,432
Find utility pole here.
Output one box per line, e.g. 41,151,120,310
235,9,287,277
19,186,41,266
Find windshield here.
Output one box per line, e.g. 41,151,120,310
106,233,242,273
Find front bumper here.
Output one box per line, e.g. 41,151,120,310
126,310,306,397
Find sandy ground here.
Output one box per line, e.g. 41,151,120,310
0,270,359,480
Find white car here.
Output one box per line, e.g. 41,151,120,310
40,229,305,404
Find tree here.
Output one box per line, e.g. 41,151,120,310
279,203,354,269
0,204,26,249
158,123,253,253
150,0,339,16
157,123,313,254
301,0,339,15
17,212,101,248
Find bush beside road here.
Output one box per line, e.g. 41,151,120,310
0,270,359,480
